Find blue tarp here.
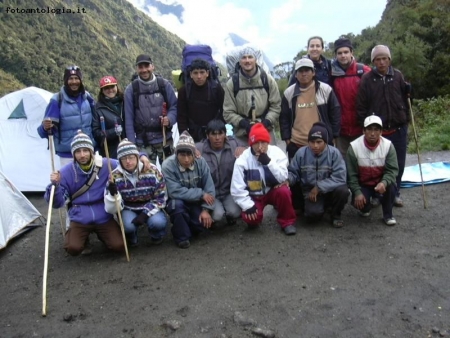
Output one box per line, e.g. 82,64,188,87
401,162,450,188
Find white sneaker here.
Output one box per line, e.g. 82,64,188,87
384,217,397,226
358,211,371,217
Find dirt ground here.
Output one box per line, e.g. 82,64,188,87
1,151,449,338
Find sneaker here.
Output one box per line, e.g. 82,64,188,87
283,225,297,236
358,210,371,217
371,197,381,207
178,240,190,249
81,238,92,255
384,217,397,226
394,196,404,207
150,237,163,245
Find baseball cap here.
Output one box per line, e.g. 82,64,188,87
295,58,314,71
364,115,383,128
135,54,152,65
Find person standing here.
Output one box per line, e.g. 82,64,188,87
124,54,177,164
356,45,410,207
177,59,225,142
347,115,399,225
330,38,371,158
37,66,95,165
92,76,125,158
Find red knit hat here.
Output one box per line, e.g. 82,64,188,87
248,123,270,146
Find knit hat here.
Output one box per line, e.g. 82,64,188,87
71,130,94,155
334,38,353,52
308,122,329,144
117,139,139,161
248,123,271,146
364,115,383,128
295,58,314,71
99,76,118,88
135,54,152,65
238,46,258,59
64,65,83,86
176,131,196,155
371,45,391,62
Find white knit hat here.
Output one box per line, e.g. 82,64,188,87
71,130,94,155
371,45,391,62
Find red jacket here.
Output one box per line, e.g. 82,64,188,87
331,60,371,138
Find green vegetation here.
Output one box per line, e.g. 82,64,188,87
0,69,25,96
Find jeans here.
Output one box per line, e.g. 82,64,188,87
383,125,408,197
352,184,396,219
121,209,168,244
212,194,241,222
166,199,205,244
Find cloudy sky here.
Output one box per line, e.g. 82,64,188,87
128,0,387,65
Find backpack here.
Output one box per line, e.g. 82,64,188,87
231,64,270,98
131,75,168,111
179,44,221,100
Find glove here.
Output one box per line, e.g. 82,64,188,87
132,211,149,226
404,82,412,97
261,119,272,130
239,118,252,135
114,124,123,135
257,152,271,165
245,205,257,216
107,182,118,196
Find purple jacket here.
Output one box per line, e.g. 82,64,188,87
45,158,118,225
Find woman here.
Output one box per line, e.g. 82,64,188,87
92,76,125,158
288,36,332,86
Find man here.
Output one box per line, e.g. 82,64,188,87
356,45,410,207
45,131,124,256
124,54,178,164
346,115,399,226
162,131,216,249
37,66,95,165
330,38,371,158
105,139,168,246
223,46,281,145
196,119,244,225
280,58,341,160
231,123,297,235
288,122,349,227
177,58,225,142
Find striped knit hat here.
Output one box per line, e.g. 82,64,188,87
71,130,94,155
175,131,196,155
117,139,139,161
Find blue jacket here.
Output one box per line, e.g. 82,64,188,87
45,158,117,225
37,87,95,158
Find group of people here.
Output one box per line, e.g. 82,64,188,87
39,36,411,256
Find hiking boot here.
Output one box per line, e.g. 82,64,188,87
283,225,296,236
332,219,344,228
371,197,381,207
150,237,163,245
394,196,404,207
178,240,190,249
358,210,371,217
81,238,92,255
384,217,397,226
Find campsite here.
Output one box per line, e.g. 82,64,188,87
1,148,449,337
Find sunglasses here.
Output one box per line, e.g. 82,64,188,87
66,65,80,71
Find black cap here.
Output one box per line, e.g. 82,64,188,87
135,54,152,65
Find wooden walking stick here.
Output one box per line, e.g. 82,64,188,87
408,97,427,209
162,102,167,161
42,130,57,316
251,95,256,123
47,127,66,240
100,117,130,262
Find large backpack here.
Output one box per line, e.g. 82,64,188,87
179,44,221,100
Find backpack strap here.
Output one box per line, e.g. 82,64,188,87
68,165,101,208
356,63,364,76
232,66,270,98
132,76,169,111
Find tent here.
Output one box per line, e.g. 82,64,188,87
0,87,61,191
0,170,43,249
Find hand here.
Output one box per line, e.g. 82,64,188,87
285,140,291,146
202,193,215,206
257,152,271,165
261,119,272,130
114,124,123,135
160,116,170,127
374,182,386,194
354,194,366,210
274,180,289,189
239,118,252,134
195,148,202,159
140,155,151,171
107,181,118,196
243,205,258,221
199,210,213,228
308,186,320,202
50,171,60,184
405,82,412,96
42,119,53,131
132,211,149,226
234,147,246,158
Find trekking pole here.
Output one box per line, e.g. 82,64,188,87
161,102,167,161
101,117,130,262
251,95,256,123
48,126,65,241
408,97,427,209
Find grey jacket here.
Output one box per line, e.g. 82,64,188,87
196,137,241,199
161,154,215,210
